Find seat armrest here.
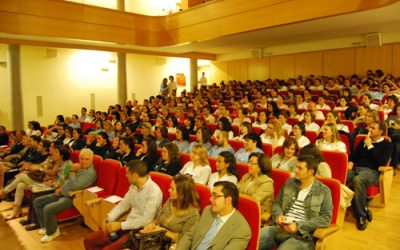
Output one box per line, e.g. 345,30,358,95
69,190,83,197
378,166,393,172
85,198,103,206
313,224,340,239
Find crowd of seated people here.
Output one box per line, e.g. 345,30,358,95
0,69,398,248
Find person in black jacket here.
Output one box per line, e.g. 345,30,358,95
135,136,159,172
92,132,113,158
154,142,181,176
346,121,393,230
70,128,86,151
117,137,135,166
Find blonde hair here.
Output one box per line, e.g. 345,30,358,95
192,144,209,166
268,119,284,137
323,122,341,143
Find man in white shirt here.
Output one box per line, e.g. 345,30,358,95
177,181,251,250
198,72,208,88
84,160,162,250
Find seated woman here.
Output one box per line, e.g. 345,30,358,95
114,121,126,138
84,132,97,151
92,132,113,158
155,126,171,148
154,142,181,176
287,104,300,119
270,137,298,174
326,110,350,134
234,121,252,141
252,111,268,130
316,123,347,153
186,126,212,153
69,128,86,151
212,117,234,139
237,152,274,219
103,120,115,140
247,102,259,119
352,104,370,125
26,121,42,137
291,122,310,148
173,126,190,153
278,112,292,136
235,132,264,163
63,127,74,146
334,97,349,111
207,151,238,189
184,117,195,135
93,120,105,134
116,137,135,166
135,136,159,171
141,174,200,247
303,110,320,133
180,144,211,185
167,116,179,133
300,144,332,178
232,109,251,126
260,119,285,149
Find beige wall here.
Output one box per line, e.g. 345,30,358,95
0,44,11,129
210,43,400,83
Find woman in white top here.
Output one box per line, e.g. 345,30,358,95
278,112,292,136
207,151,238,189
303,110,320,133
325,111,349,134
212,117,234,139
334,97,349,111
180,144,211,185
270,137,298,174
252,111,268,130
291,122,310,148
316,123,347,153
247,102,259,119
167,116,178,134
276,95,288,110
260,119,285,149
64,127,74,147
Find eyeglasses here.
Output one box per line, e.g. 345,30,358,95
211,193,225,199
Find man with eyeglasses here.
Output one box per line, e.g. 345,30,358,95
177,181,251,250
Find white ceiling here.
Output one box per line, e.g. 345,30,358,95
2,1,400,57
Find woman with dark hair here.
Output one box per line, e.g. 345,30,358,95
63,126,74,146
155,126,171,148
237,152,274,215
135,136,159,171
54,115,65,126
114,121,126,138
116,137,135,166
167,116,179,133
303,110,320,133
173,126,190,153
252,110,268,130
186,126,212,153
288,103,300,119
235,132,263,163
291,121,310,148
110,111,120,126
266,101,280,120
234,121,253,141
70,128,85,151
184,117,195,135
270,137,298,174
212,117,234,139
141,174,200,247
154,142,181,176
26,121,42,136
207,151,238,189
103,120,115,140
92,132,113,158
299,144,332,178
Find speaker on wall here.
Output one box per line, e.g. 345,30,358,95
365,33,382,47
251,48,263,59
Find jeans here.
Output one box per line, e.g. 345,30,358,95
346,167,379,218
33,193,73,235
259,226,314,250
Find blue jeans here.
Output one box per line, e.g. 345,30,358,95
33,193,73,235
259,226,314,250
346,167,379,218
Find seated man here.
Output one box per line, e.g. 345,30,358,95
346,121,392,230
84,160,163,250
259,155,333,250
33,148,97,243
208,131,235,158
177,181,251,250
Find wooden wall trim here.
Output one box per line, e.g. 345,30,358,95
0,0,398,49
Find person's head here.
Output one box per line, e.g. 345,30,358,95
215,131,229,147
196,126,211,144
119,137,134,153
248,152,272,177
211,181,239,214
326,111,340,124
162,142,180,164
303,110,316,124
258,111,267,123
65,126,73,138
295,155,318,181
115,121,125,133
292,122,306,137
81,107,87,115
360,94,372,105
167,116,179,128
190,144,209,165
56,115,65,123
217,151,237,176
240,121,252,136
368,121,386,140
321,123,341,143
265,119,283,137
244,132,261,151
103,120,112,132
218,117,232,132
170,174,199,210
176,126,189,141
300,144,325,163
79,148,94,168
365,110,379,124
126,160,148,186
281,137,299,159
37,139,51,154
54,145,70,161
288,104,298,115
97,131,109,146
156,126,169,140
30,135,41,148
142,137,157,155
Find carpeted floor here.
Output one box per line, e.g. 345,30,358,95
0,214,25,250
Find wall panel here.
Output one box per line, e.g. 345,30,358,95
294,52,323,77
210,61,228,84
270,55,294,79
248,58,270,81
355,45,393,76
227,60,248,82
323,48,355,77
392,44,400,77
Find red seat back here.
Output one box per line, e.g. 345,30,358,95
271,169,291,198
168,133,176,141
232,125,240,137
287,118,299,126
180,153,191,168
261,143,273,157
195,183,211,213
97,159,121,195
189,135,197,143
70,150,80,163
320,150,348,184
273,146,283,155
305,131,318,144
115,167,131,197
236,162,249,181
228,140,244,152
206,123,218,134
341,120,354,134
149,172,173,204
237,195,261,250
252,126,262,136
208,157,217,173
339,133,350,155
317,177,341,224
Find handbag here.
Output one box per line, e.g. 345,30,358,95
124,228,171,250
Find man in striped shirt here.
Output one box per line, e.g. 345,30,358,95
259,155,333,250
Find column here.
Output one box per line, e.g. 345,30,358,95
190,58,198,91
9,44,24,130
117,0,127,105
